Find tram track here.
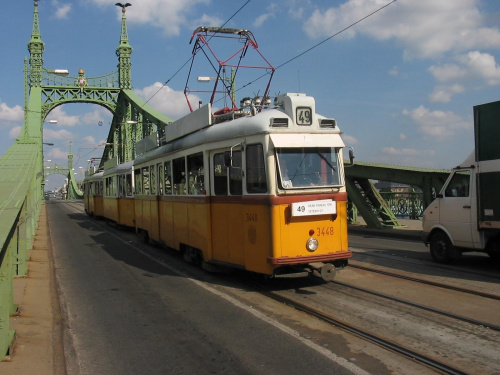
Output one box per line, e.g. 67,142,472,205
348,262,500,301
60,201,498,374
328,279,500,332
249,281,469,375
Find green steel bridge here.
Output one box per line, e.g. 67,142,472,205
0,2,451,359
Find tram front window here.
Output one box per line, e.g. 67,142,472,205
276,147,342,189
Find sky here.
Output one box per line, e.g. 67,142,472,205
1,0,499,190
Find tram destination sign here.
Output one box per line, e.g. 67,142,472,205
291,199,336,217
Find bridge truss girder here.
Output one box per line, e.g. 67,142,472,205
44,167,83,200
41,85,120,119
101,90,173,166
345,161,450,228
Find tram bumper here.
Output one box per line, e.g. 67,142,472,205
268,251,352,281
308,262,337,281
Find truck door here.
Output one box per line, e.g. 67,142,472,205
440,170,473,247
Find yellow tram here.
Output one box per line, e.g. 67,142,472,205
134,93,351,280
84,27,353,280
102,161,135,228
83,170,104,218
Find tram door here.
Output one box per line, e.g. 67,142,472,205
210,150,245,266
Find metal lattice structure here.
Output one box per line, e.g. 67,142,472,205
345,161,450,228
23,1,172,198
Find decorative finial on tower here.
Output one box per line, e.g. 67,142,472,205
28,0,44,87
116,2,133,89
115,3,131,13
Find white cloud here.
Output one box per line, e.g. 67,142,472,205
134,82,198,119
286,0,311,20
9,126,21,139
459,51,500,86
90,0,210,37
428,52,500,97
402,105,471,138
192,14,223,29
399,133,407,140
389,66,399,77
382,147,420,156
46,147,68,160
55,4,71,19
303,0,500,59
0,101,23,124
253,4,278,28
429,84,465,103
43,128,74,142
46,106,80,127
428,64,467,82
81,107,111,126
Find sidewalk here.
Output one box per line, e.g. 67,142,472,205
0,204,65,375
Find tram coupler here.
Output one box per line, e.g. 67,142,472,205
308,262,337,281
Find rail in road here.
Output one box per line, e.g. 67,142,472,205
6,200,499,375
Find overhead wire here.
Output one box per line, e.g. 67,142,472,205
142,0,252,106
235,0,397,94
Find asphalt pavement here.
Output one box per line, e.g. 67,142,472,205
0,207,422,375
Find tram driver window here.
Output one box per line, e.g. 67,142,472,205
246,144,267,193
276,147,342,189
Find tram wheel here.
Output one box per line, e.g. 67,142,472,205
430,231,455,264
486,238,500,262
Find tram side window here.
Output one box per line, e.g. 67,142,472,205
105,177,111,196
213,153,227,196
229,150,242,196
158,163,164,195
150,164,157,195
126,173,132,197
142,167,150,195
164,161,172,195
118,175,126,197
187,153,204,195
173,157,186,195
246,144,267,194
135,169,142,195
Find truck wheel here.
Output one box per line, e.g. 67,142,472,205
486,238,500,261
430,232,454,264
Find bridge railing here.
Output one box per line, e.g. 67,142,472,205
42,70,119,87
0,141,42,359
379,191,425,219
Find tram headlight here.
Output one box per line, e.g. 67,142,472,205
306,238,319,252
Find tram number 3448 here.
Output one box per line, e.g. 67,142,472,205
316,227,334,236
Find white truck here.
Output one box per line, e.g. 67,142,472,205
421,100,500,263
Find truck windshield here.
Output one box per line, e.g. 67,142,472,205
276,147,342,189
